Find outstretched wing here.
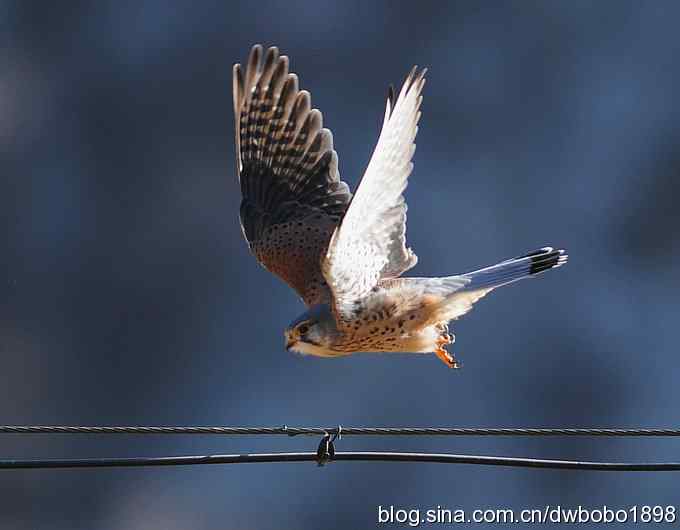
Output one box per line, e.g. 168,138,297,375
322,67,424,321
234,45,352,306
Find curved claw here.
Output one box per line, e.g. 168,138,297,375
434,325,459,368
434,346,460,369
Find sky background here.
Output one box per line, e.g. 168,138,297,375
2,1,680,528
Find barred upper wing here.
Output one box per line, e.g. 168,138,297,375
234,45,352,306
322,67,425,321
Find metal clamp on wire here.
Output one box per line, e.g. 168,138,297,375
316,426,342,467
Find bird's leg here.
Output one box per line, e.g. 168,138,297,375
434,338,459,368
434,323,459,369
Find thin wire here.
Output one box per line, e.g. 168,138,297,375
2,426,680,437
0,452,678,471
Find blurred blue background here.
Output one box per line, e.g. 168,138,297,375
2,1,680,528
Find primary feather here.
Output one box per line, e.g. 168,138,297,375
234,45,352,306
323,67,425,322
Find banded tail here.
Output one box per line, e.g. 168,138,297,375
426,246,568,323
461,246,568,291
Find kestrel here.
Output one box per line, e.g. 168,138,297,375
233,45,567,368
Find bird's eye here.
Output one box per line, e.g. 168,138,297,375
298,324,309,335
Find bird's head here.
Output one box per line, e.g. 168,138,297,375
284,304,338,357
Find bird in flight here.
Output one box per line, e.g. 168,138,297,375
232,45,567,368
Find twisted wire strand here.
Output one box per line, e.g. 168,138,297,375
0,452,678,471
1,426,680,437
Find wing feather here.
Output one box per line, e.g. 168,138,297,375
323,67,425,320
234,45,352,306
